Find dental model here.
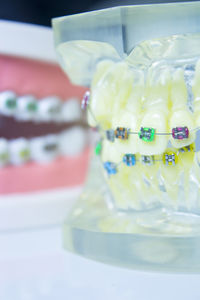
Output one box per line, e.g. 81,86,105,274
52,2,200,218
0,21,90,229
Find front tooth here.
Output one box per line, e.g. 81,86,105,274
62,98,82,122
38,96,61,122
30,134,59,163
59,126,87,156
9,138,30,165
16,95,38,121
171,69,188,110
0,138,9,167
138,110,168,155
0,91,17,116
169,110,195,148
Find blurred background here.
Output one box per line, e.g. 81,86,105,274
0,0,200,27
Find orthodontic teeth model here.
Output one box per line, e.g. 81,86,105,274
53,2,200,215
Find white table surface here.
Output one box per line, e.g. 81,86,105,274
0,225,200,300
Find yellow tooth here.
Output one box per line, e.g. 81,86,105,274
125,70,144,113
112,110,139,155
193,60,200,126
101,139,122,163
193,60,200,113
171,68,188,110
88,61,132,129
138,110,168,155
144,68,171,112
138,69,170,155
169,110,195,148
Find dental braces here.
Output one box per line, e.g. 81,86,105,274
0,91,82,123
81,91,199,142
95,143,194,176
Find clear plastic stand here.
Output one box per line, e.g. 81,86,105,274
63,155,200,273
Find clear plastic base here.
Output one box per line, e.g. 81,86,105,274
63,156,200,273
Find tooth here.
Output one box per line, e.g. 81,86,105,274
91,60,115,87
38,96,61,122
171,69,188,110
0,91,17,116
30,134,59,163
62,98,82,122
159,160,181,208
108,166,143,210
144,68,171,112
16,95,38,121
124,70,144,113
59,127,87,156
193,60,200,125
9,138,30,165
138,69,170,155
88,62,133,129
111,110,139,155
0,138,9,167
193,60,200,112
138,110,168,155
101,139,122,163
87,60,115,127
169,110,195,148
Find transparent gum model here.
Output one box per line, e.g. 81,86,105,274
53,2,200,272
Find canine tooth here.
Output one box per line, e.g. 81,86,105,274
16,95,37,121
88,62,131,129
0,91,17,116
0,138,9,167
138,110,168,155
30,134,59,163
38,96,61,122
111,110,139,155
9,138,30,165
169,110,195,148
62,98,82,122
171,69,188,110
59,127,87,156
